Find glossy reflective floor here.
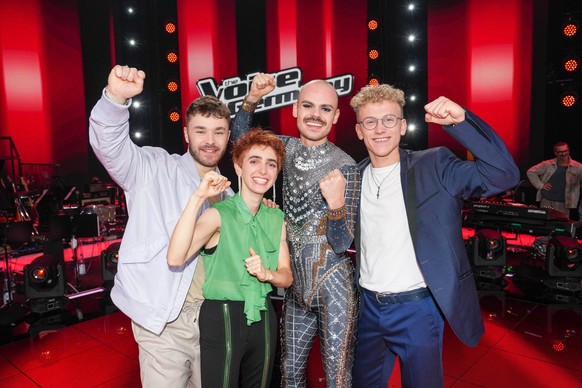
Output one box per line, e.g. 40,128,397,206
1,234,581,387
0,293,581,387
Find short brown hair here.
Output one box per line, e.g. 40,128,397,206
349,84,406,118
232,128,286,173
185,95,231,125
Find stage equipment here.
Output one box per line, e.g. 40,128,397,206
24,254,67,314
464,201,579,237
563,18,579,37
0,221,33,326
49,214,99,287
471,229,506,267
561,91,577,108
101,242,120,286
545,235,582,278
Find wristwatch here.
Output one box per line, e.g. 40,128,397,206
241,99,259,112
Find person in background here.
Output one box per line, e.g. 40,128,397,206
167,129,292,388
527,141,582,220
232,74,360,387
349,84,520,387
89,65,233,387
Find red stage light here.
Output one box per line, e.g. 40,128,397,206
368,19,378,31
167,80,179,92
167,52,178,63
165,22,177,34
368,49,379,60
563,57,579,72
563,21,578,37
31,267,47,282
561,93,577,107
368,77,379,86
169,110,181,122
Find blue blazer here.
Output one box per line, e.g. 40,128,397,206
355,110,520,347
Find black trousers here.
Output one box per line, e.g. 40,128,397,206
200,300,276,388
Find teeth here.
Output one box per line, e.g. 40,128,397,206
253,178,268,184
306,121,323,127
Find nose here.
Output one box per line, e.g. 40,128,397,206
258,162,268,174
204,132,217,144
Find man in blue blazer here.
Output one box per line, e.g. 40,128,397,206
349,85,520,387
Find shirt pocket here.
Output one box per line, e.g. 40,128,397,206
119,235,168,264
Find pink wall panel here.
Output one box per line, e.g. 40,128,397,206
177,0,237,113
0,0,87,181
265,0,367,143
266,0,299,138
428,0,531,166
0,1,53,166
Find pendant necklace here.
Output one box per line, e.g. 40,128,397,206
370,162,400,199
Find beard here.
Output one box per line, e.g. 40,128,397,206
189,144,226,168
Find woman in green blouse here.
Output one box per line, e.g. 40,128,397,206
168,129,292,388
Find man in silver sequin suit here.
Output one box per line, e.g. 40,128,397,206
232,74,360,387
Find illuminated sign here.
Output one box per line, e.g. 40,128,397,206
197,67,353,115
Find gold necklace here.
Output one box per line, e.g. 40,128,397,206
370,162,400,199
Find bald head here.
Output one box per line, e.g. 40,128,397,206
299,80,339,108
293,79,340,146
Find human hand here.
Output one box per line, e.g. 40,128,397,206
319,169,346,209
245,247,271,282
424,96,466,126
106,65,146,104
541,182,552,191
262,198,280,209
194,171,231,200
246,72,276,103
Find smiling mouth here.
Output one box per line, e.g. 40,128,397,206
252,177,268,185
305,118,325,128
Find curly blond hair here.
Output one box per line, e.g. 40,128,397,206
349,84,406,118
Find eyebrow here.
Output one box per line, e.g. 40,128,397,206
248,155,278,164
192,125,227,131
300,99,335,110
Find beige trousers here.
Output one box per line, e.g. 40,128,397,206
131,300,202,388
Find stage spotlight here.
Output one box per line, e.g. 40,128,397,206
168,108,181,123
561,91,577,108
165,21,177,34
545,235,582,278
368,48,379,60
368,75,380,86
562,19,578,37
166,51,178,64
368,19,379,31
24,254,67,314
166,80,179,93
563,55,580,72
471,229,506,267
101,242,120,288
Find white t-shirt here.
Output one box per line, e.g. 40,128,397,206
359,163,426,293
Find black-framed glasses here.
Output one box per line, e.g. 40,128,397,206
357,114,403,130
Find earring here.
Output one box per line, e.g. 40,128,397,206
238,175,242,192
272,180,276,203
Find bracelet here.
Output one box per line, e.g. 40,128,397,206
241,98,259,112
328,205,347,220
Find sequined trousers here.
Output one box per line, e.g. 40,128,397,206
280,246,358,388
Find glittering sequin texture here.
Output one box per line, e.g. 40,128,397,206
280,137,361,388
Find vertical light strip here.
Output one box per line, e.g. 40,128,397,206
323,0,334,77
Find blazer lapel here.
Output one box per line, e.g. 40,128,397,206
401,150,418,249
